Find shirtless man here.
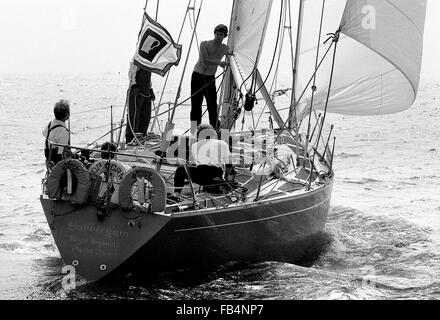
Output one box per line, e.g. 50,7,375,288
191,24,230,131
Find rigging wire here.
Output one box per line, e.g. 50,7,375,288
233,0,283,99
181,70,227,135
170,0,204,123
276,41,334,114
151,0,194,133
287,0,295,94
70,105,124,116
267,43,335,154
189,2,200,53
255,0,289,129
313,29,340,153
155,0,159,21
233,0,284,131
155,70,226,118
289,0,305,128
305,0,326,163
253,0,285,95
116,0,150,146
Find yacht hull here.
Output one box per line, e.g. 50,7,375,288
41,178,332,281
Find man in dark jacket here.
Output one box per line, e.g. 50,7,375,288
126,64,155,144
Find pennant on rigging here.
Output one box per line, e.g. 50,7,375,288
133,14,182,77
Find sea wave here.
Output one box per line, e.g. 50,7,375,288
336,152,363,159
342,178,384,185
0,242,24,252
23,228,51,242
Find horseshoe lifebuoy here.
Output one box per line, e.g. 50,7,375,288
88,160,130,203
47,159,91,205
119,167,166,212
88,160,127,180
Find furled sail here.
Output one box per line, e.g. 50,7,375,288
295,0,427,119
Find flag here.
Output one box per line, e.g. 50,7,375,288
133,14,182,77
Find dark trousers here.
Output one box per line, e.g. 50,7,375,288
190,72,219,129
126,84,152,143
174,165,223,194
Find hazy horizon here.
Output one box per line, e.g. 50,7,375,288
0,0,439,82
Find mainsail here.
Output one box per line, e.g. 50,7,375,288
295,0,427,118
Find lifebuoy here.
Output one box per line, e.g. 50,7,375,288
88,160,130,204
47,159,91,205
119,167,166,212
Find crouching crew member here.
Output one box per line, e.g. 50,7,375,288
172,124,235,200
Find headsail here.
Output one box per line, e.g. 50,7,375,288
228,0,273,88
133,13,182,77
220,0,274,129
295,0,427,119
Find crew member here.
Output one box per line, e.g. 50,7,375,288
190,24,231,132
43,99,70,165
172,124,235,200
126,63,155,144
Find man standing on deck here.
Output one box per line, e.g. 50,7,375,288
125,63,155,144
42,100,70,165
190,24,231,133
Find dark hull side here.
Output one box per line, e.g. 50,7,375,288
41,179,333,281
121,179,333,273
40,198,171,281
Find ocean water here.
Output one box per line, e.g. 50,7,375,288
0,73,439,300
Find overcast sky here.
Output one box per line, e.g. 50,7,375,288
0,0,439,82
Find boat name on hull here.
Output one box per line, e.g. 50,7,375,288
68,222,129,239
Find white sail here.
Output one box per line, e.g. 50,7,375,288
295,0,427,118
220,0,274,129
228,0,273,89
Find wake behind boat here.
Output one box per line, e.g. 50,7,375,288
40,0,426,282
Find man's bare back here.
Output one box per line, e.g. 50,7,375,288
194,40,229,76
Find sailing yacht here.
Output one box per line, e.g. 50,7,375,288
40,0,427,282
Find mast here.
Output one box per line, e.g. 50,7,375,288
288,0,304,129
